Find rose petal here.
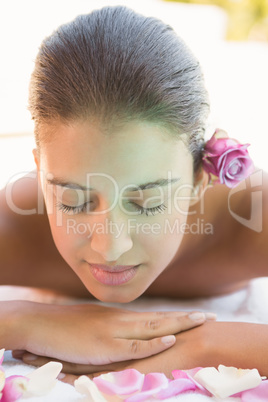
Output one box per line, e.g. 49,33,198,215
194,365,262,399
23,361,63,397
155,378,196,399
241,379,268,401
219,152,254,187
223,157,254,187
172,368,210,396
125,373,169,402
204,136,240,156
75,376,109,402
0,368,5,393
93,369,144,396
172,369,190,380
203,132,254,188
1,376,28,402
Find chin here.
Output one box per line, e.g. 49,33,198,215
91,287,144,304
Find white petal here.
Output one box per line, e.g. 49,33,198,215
24,361,63,396
0,349,5,363
0,370,5,392
75,376,108,402
194,365,262,399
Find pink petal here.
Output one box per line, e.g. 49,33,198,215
126,373,169,402
204,137,240,155
240,380,268,401
224,160,254,188
142,373,169,391
0,371,5,396
185,368,205,377
1,375,29,402
203,135,254,188
93,369,144,396
217,149,254,188
172,369,190,380
183,369,211,396
75,376,109,402
155,378,196,399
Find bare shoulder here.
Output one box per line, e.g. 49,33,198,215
191,169,268,279
196,168,268,253
0,172,89,297
146,169,268,298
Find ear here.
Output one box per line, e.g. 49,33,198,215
189,168,209,207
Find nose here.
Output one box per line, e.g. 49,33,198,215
89,207,133,262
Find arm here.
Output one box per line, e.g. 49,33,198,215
1,299,211,365
24,321,268,384
116,321,268,377
0,301,27,350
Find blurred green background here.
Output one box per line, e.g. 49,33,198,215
164,0,268,41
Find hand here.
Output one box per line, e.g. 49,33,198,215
16,321,213,385
29,320,266,386
15,302,215,366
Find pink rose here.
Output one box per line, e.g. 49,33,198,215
202,130,254,188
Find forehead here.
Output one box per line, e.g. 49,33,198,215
39,120,193,189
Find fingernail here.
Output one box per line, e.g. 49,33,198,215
161,335,176,345
188,312,206,321
24,353,37,361
58,373,66,380
205,312,217,321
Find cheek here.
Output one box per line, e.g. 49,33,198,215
135,209,187,273
42,186,86,263
47,213,87,266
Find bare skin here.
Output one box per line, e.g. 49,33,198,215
1,169,267,298
2,170,268,383
1,120,268,382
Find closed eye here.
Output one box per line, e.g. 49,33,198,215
56,201,93,215
56,201,167,216
129,203,167,216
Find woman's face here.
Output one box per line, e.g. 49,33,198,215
35,120,194,302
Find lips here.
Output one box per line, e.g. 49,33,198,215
90,264,138,272
88,263,140,285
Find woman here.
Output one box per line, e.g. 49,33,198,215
1,5,268,383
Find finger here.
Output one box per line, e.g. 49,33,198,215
12,349,27,360
117,311,217,339
58,373,78,386
115,309,212,321
22,353,58,368
21,353,125,375
108,334,177,362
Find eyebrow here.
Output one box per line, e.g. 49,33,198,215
46,177,181,192
127,178,181,191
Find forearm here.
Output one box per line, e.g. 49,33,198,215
197,321,268,377
0,300,28,350
18,319,268,383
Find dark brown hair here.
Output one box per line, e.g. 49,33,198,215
29,5,210,171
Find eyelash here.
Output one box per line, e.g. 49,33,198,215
56,202,167,216
131,203,167,216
